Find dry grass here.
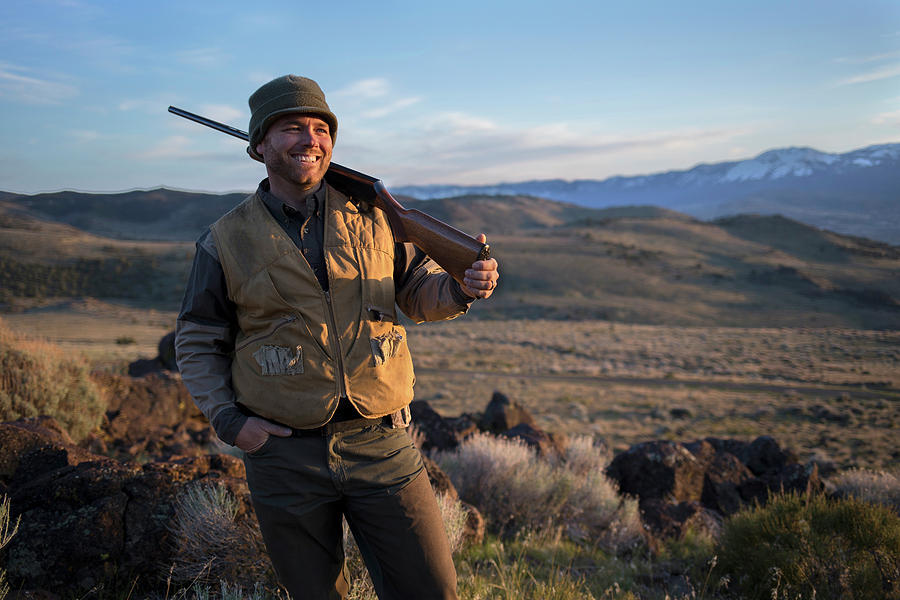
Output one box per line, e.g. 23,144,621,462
166,481,277,593
409,319,900,471
0,495,20,600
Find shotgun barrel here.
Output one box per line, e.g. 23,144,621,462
167,106,490,285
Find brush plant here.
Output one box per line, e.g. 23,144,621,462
715,491,900,599
0,319,104,441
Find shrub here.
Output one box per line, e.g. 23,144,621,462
715,492,900,599
832,468,900,514
166,481,278,594
0,318,105,441
435,433,641,551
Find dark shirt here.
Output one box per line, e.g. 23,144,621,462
259,180,329,291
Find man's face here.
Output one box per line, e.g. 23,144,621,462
255,114,333,194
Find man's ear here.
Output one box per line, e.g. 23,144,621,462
255,141,265,157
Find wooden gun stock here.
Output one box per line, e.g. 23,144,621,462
168,106,490,285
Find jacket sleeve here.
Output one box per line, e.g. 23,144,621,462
394,242,475,324
174,230,248,446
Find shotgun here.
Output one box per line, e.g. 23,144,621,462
168,106,490,286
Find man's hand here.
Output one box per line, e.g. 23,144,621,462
460,234,499,300
234,416,293,453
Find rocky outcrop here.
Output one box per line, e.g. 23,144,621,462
91,371,214,460
1,417,253,596
606,435,822,539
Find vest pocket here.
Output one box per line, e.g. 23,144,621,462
370,324,407,367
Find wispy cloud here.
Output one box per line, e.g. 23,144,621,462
835,50,900,64
0,63,78,104
872,109,900,125
836,63,900,86
199,104,246,125
362,97,422,119
334,78,390,98
340,108,749,185
175,47,229,67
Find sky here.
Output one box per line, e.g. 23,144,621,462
1,0,899,194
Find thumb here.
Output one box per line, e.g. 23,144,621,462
476,233,487,244
260,419,293,437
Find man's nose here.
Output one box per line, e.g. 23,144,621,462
297,128,317,146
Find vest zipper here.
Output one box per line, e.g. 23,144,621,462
234,315,298,352
324,290,348,398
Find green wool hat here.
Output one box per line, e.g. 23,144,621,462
248,75,338,160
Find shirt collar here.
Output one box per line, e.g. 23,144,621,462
258,178,324,223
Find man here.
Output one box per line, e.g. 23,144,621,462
174,74,498,600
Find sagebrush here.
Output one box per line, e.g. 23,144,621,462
0,318,105,441
832,468,900,514
435,433,642,550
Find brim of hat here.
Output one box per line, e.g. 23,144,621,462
248,106,338,161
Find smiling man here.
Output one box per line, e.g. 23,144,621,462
174,75,499,600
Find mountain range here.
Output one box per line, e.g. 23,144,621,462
392,143,900,244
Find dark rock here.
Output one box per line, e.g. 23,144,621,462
640,499,722,540
2,421,250,596
606,440,713,503
743,435,791,476
127,357,166,377
91,371,212,460
669,407,692,419
422,454,457,500
158,330,177,371
480,391,536,433
459,500,486,547
502,423,561,456
410,400,478,451
701,452,754,515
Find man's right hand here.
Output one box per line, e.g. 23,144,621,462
234,416,293,453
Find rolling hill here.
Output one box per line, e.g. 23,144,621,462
0,191,897,329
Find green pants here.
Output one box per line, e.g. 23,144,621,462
243,419,458,600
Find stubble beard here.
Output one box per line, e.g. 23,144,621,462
266,151,330,195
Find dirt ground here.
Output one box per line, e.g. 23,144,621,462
3,302,897,471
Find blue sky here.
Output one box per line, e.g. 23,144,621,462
1,0,898,193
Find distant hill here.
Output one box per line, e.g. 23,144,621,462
392,143,900,245
1,188,246,241
1,191,897,328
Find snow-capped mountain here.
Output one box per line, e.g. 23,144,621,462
392,143,900,244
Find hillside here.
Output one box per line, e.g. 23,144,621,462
0,192,898,328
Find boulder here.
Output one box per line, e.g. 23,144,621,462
410,400,478,451
502,423,566,457
606,440,713,503
700,452,754,515
640,499,723,541
479,391,536,433
91,371,213,460
608,435,822,537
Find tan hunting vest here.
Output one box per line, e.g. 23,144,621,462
210,185,415,429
